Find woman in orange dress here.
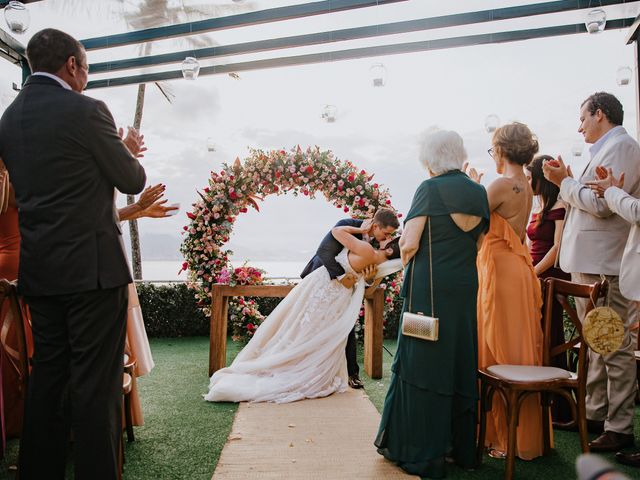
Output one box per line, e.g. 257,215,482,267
1,161,35,454
470,123,545,460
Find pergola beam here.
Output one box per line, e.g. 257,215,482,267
89,0,633,75
85,18,634,90
80,0,408,51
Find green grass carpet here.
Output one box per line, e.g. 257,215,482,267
1,337,639,479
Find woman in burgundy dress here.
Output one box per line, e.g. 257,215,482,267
525,154,571,423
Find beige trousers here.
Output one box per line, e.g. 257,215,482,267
572,273,638,435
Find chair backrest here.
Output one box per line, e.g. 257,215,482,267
0,279,30,398
542,277,607,381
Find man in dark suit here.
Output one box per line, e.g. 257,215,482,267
0,29,146,479
300,208,399,388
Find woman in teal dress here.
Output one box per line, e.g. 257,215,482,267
375,130,490,478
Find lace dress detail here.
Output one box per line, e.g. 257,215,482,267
205,249,364,403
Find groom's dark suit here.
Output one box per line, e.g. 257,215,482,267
301,218,363,378
0,74,146,479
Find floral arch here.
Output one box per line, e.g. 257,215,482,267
180,146,402,340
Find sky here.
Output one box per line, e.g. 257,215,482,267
1,0,639,265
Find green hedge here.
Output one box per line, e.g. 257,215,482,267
136,282,404,339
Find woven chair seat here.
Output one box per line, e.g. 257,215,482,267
486,365,572,382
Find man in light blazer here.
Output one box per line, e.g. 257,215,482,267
587,168,640,469
0,29,146,479
544,92,640,452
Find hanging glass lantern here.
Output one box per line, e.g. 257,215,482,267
616,66,632,86
369,63,387,87
484,114,500,133
206,137,216,152
586,9,606,34
4,1,30,34
321,105,337,123
571,140,584,157
181,57,200,80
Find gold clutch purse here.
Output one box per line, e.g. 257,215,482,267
402,311,439,341
402,218,439,342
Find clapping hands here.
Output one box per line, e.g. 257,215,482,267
119,126,147,159
585,166,625,198
462,162,484,184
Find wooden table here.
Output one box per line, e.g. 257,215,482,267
209,284,386,379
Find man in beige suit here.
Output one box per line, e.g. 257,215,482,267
544,92,640,452
587,167,640,468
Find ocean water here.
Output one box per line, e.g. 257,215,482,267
136,260,307,282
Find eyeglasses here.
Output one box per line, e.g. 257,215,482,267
487,147,495,159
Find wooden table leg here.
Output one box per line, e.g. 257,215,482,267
209,288,229,376
364,287,384,379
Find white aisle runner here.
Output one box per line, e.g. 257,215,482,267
211,389,418,479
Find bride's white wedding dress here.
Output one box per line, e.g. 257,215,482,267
204,249,365,403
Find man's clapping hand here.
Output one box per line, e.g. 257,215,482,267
585,167,625,198
119,126,147,159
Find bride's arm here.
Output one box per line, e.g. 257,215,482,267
331,225,375,257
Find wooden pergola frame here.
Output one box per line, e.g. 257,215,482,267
209,283,386,379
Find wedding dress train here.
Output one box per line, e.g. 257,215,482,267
204,249,366,403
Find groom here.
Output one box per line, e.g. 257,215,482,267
300,208,399,388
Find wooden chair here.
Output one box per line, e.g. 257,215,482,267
477,277,607,480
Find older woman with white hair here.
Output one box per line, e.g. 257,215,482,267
375,129,490,478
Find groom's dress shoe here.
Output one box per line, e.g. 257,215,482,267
615,451,640,468
348,374,364,389
589,431,635,452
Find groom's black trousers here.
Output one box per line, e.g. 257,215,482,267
345,327,359,377
19,286,128,480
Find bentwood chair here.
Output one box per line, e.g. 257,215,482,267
477,277,607,480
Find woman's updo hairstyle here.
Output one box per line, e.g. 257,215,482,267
492,122,539,166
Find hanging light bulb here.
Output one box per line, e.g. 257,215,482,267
484,114,500,133
181,57,200,80
4,1,30,34
586,9,606,34
206,137,216,152
321,105,337,123
616,66,632,86
571,140,584,157
369,63,387,87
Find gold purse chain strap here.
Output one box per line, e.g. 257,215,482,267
408,217,435,317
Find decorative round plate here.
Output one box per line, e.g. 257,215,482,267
583,306,624,355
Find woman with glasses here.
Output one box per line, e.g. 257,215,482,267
470,122,546,460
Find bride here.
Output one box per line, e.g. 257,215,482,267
204,224,402,403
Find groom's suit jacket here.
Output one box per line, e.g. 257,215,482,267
604,187,640,301
559,126,640,276
300,218,363,279
0,75,146,296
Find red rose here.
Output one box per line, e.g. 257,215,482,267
397,213,403,218
187,212,196,220
306,166,313,174
348,174,355,182
183,226,188,231
385,199,391,205
240,207,248,213
360,170,366,175
373,183,379,188
358,199,365,207
303,190,309,196
273,185,279,192
247,323,255,330
275,171,281,178
280,150,286,155
204,187,210,193
343,207,349,212
229,191,238,200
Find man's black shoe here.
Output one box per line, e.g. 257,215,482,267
615,450,640,468
348,374,364,389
